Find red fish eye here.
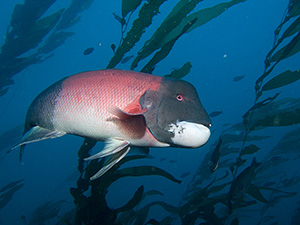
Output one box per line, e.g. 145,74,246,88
176,94,185,101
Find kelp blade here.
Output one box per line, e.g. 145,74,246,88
114,166,182,184
262,69,300,91
131,0,203,69
161,0,247,46
107,0,167,69
270,31,300,62
122,0,143,17
165,62,192,78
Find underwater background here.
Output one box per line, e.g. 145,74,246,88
1,0,300,224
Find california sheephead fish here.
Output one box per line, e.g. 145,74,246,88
14,69,211,180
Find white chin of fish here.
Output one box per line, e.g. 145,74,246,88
168,121,210,148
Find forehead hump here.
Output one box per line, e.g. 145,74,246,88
162,78,198,97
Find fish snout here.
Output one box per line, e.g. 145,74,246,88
168,121,211,148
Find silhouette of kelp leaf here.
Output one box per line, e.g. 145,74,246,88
165,62,192,79
107,0,166,69
116,185,144,212
0,181,24,210
140,18,197,73
161,0,247,44
243,93,280,127
113,166,182,184
55,0,94,31
270,31,300,62
28,200,65,225
83,155,181,197
122,0,143,17
84,155,147,181
208,181,231,194
134,201,178,225
281,16,300,39
262,69,300,91
1,9,64,59
0,179,23,193
246,184,269,203
38,31,75,54
288,1,300,17
131,0,202,69
248,97,300,130
231,199,257,211
241,144,260,156
270,127,300,155
9,0,57,37
132,0,245,70
255,185,297,196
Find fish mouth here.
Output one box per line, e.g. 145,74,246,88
168,121,211,148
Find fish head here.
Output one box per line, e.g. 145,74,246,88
140,78,211,148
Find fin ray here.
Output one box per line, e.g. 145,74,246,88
90,146,131,180
84,138,129,160
11,126,66,150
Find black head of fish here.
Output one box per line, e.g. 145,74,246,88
140,77,211,148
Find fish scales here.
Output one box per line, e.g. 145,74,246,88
52,70,163,146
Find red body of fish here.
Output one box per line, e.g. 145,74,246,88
51,69,167,147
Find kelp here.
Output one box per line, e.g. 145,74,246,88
107,0,167,69
116,185,144,212
1,9,64,59
161,0,247,45
28,200,65,225
0,0,94,96
246,97,300,130
131,0,245,70
140,18,198,73
246,184,269,203
270,31,300,62
239,4,300,160
55,0,94,31
262,69,300,91
240,144,260,156
122,0,143,17
38,31,75,54
0,179,24,210
113,166,182,184
130,201,178,225
130,0,203,69
72,142,182,224
8,0,57,39
267,127,300,156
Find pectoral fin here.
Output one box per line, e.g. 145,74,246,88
84,138,131,180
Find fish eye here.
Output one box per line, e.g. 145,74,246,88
176,94,185,101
